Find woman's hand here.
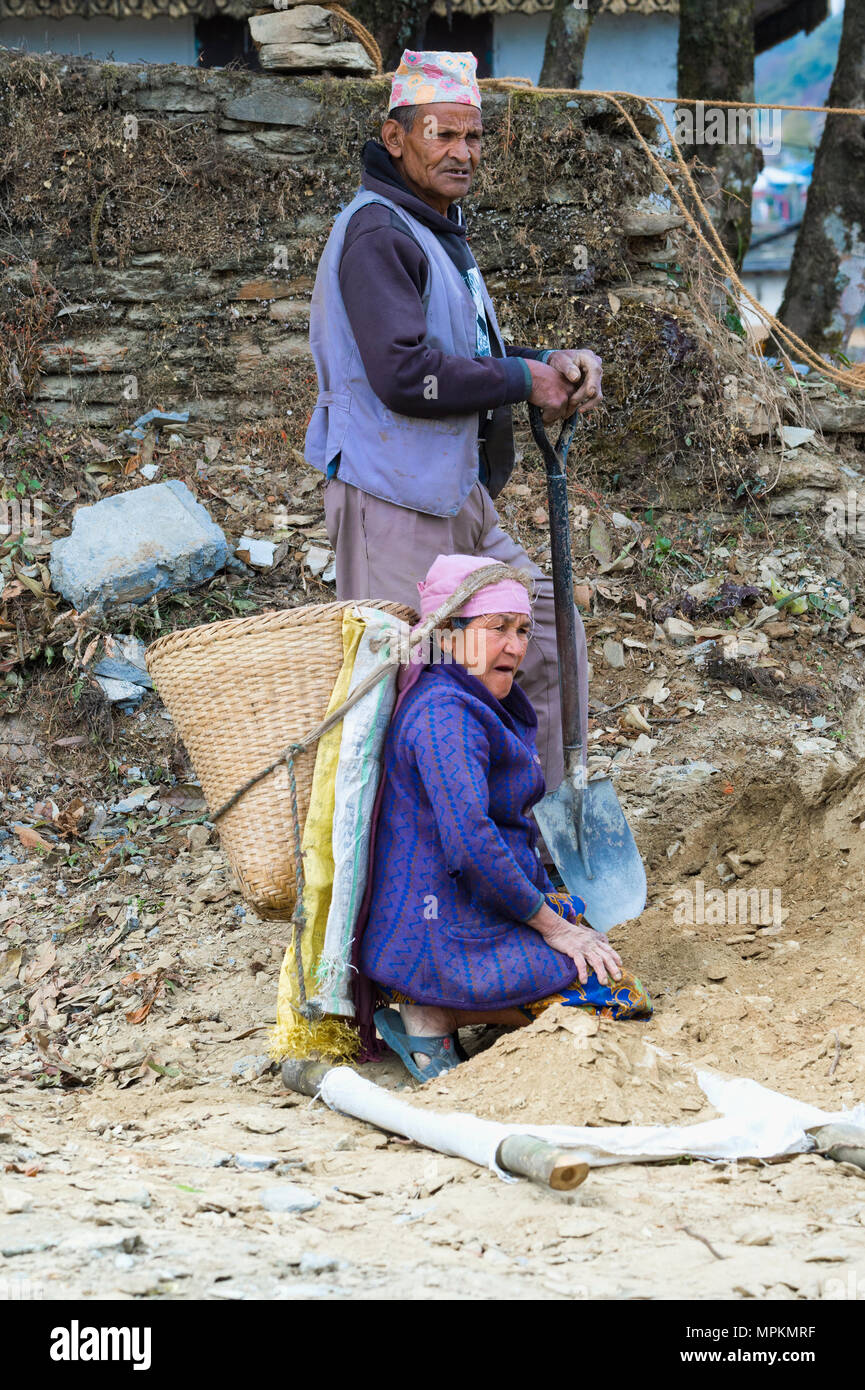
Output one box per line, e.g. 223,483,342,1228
526,902,623,986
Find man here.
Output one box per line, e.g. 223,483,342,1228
305,48,602,790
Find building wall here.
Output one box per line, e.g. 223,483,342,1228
492,11,549,84
0,16,196,65
493,9,678,99
583,13,678,99
1,9,681,93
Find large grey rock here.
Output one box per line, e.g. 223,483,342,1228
258,42,372,73
50,480,230,611
222,85,320,127
249,7,343,45
260,1183,319,1214
811,396,865,433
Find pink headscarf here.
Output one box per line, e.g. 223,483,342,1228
416,553,532,622
387,552,532,718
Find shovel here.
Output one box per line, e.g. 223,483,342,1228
528,404,647,933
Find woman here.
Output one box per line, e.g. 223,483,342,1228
360,553,651,1081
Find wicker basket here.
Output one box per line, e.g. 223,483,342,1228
145,599,416,921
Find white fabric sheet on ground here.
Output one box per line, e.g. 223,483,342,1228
318,1065,865,1180
505,1072,865,1167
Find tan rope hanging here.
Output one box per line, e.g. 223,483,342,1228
481,81,865,390
323,2,383,74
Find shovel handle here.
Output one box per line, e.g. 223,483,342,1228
528,406,583,762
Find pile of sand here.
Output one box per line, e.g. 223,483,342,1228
413,1006,715,1127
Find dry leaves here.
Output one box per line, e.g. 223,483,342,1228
13,825,54,853
22,941,56,984
32,796,87,839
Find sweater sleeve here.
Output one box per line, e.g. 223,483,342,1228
507,346,549,363
404,697,546,924
339,206,530,417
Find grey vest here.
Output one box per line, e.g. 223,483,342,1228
304,188,513,518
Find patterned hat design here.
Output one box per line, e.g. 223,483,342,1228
389,49,482,110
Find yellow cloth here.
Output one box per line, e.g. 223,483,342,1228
270,610,365,1062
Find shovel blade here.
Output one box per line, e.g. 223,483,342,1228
533,775,646,933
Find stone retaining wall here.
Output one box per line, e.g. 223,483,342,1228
1,49,674,458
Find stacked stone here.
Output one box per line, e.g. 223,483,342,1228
248,2,375,74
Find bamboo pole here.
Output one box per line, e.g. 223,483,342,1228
811,1123,865,1173
281,1059,588,1191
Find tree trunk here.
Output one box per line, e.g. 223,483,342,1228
539,0,601,90
677,0,759,270
778,1,865,358
351,0,432,74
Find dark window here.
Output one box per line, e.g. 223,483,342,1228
195,17,261,70
422,13,493,78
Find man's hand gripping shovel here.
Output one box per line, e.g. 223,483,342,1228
528,405,647,934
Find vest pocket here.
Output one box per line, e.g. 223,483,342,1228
314,393,351,462
317,390,351,410
380,406,463,439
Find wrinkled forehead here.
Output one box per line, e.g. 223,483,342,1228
469,611,531,625
416,101,484,133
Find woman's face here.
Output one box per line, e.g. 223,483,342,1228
449,611,532,701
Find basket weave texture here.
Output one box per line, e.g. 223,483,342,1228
145,599,416,921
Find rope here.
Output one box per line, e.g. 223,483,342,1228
486,82,865,390
210,562,531,825
481,83,865,116
323,3,383,74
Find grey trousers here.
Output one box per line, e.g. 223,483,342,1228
323,476,589,791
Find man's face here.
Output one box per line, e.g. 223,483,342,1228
382,102,483,213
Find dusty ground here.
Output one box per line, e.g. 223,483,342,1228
2,420,865,1301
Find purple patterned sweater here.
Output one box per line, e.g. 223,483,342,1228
359,662,581,1010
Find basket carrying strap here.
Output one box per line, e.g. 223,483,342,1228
210,566,536,1020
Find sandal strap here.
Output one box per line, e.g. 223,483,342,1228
373,1007,462,1081
400,1032,457,1060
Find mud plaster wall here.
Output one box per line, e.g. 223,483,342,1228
1,49,736,481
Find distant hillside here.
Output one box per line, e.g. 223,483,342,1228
755,8,843,158
756,9,841,106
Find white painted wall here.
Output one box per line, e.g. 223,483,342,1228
492,11,549,84
0,16,196,65
492,10,678,100
583,13,678,99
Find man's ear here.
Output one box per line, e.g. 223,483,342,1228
381,118,404,159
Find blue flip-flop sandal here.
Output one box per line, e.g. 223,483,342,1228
374,1007,464,1083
